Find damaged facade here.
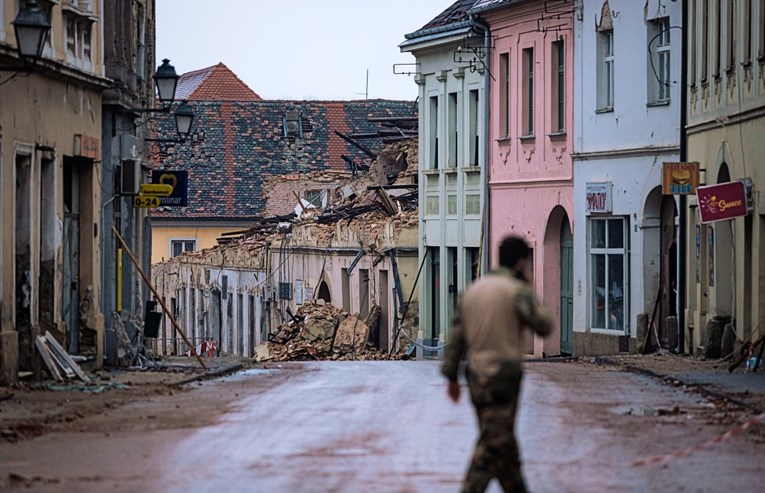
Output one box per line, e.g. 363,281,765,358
147,65,420,357
148,63,417,265
0,0,111,383
151,140,420,358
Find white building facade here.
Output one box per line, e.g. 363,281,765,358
572,0,683,355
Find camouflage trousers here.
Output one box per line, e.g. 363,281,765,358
462,362,525,493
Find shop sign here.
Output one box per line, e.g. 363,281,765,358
697,181,749,223
662,162,700,195
133,196,160,208
586,182,612,213
73,134,100,159
151,170,188,207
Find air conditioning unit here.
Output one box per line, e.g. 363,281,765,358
120,134,140,161
120,159,141,195
120,135,141,195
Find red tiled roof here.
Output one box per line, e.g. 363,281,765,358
175,63,262,101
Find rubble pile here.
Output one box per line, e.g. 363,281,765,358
254,300,401,362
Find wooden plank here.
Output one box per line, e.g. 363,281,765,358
45,331,91,383
40,335,75,379
375,189,397,215
35,336,63,382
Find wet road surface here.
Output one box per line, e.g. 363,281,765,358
2,360,764,492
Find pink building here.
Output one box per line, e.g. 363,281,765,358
475,0,574,356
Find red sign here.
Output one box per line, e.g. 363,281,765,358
73,134,100,159
697,181,749,223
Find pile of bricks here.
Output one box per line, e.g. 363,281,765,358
254,300,400,362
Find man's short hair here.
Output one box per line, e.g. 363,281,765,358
498,235,530,269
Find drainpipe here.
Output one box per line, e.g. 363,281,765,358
678,0,688,354
469,13,491,274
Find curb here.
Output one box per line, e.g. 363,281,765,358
593,356,763,415
168,363,245,387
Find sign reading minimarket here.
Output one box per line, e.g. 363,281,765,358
150,170,188,207
697,180,748,224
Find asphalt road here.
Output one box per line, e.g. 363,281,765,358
1,360,764,492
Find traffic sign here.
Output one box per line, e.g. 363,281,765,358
133,196,160,208
139,183,173,197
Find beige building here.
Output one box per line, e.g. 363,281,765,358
0,0,109,382
684,0,765,354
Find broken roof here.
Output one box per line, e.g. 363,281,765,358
150,99,417,221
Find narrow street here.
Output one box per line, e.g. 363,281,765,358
1,360,763,493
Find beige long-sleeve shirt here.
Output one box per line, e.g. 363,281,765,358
441,268,553,382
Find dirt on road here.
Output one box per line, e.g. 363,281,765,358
0,358,306,444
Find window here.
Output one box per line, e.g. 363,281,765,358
522,48,534,135
743,0,752,63
499,53,510,137
429,96,439,169
447,92,458,167
690,1,697,83
551,40,565,132
426,195,439,216
760,0,765,59
468,89,479,165
648,18,671,103
64,12,94,66
429,247,441,339
305,189,324,208
727,0,736,71
171,239,196,257
589,218,627,331
465,195,480,215
597,30,615,109
715,0,721,76
447,194,457,215
702,0,709,80
466,247,480,284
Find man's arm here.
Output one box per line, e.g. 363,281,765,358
515,286,553,337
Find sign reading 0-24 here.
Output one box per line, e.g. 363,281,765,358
133,196,160,208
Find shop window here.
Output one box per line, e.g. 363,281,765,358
589,217,627,331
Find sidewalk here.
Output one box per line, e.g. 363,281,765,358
0,356,253,443
588,352,765,413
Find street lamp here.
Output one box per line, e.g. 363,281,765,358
153,59,180,109
1,0,51,72
173,101,195,141
145,101,195,143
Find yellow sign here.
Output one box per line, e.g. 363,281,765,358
139,183,173,196
663,162,700,195
133,196,160,208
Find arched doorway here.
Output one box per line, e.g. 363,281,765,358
317,280,331,303
543,205,571,356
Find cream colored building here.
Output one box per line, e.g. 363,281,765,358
684,0,765,353
0,0,109,382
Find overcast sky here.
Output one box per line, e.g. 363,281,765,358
156,0,452,101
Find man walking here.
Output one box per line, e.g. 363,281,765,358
442,235,553,493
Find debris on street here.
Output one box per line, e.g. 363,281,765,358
255,300,402,362
35,331,91,383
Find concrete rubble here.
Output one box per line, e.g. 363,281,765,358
254,300,404,362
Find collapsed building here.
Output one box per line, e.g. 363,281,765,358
150,139,420,359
